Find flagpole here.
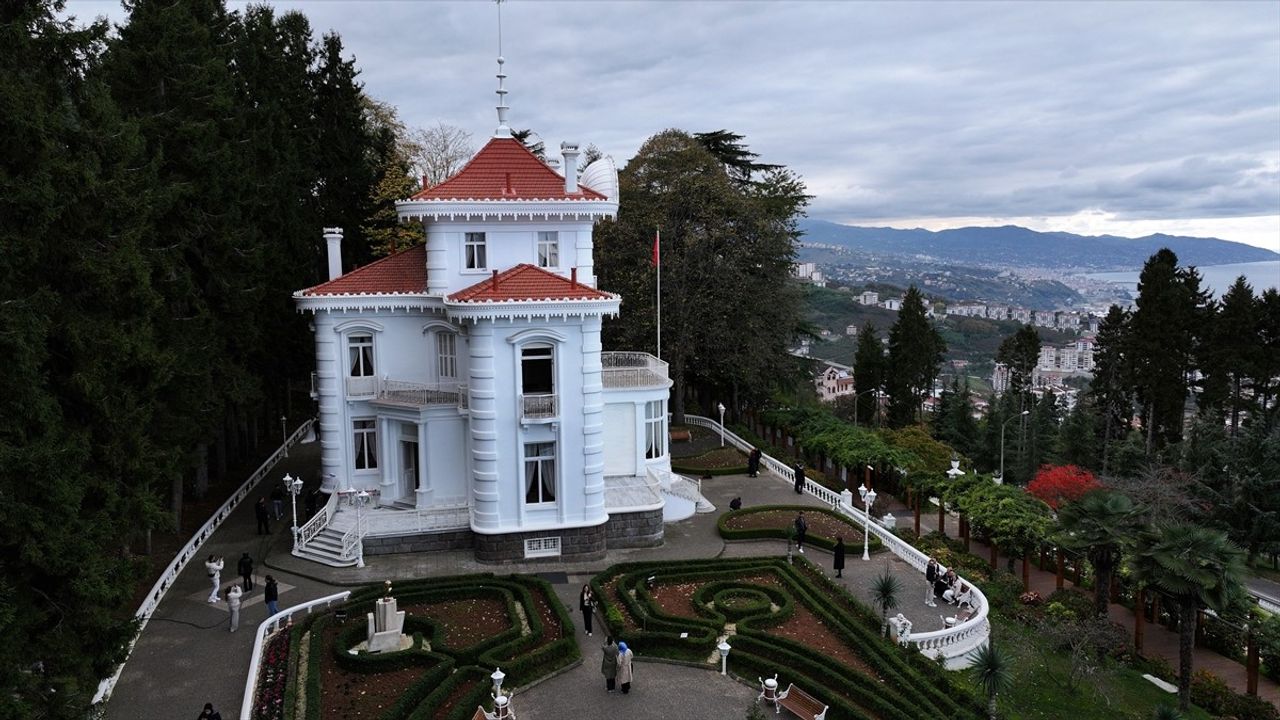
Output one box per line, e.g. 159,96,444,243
656,227,662,361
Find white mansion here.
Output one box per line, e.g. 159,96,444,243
290,80,701,564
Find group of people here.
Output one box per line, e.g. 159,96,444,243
204,552,278,632
924,557,972,609
599,636,634,694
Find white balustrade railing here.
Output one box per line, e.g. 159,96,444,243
296,491,339,551
340,515,369,561
239,591,351,720
376,379,460,407
521,393,557,420
93,418,317,709
681,413,990,669
601,351,670,389
346,375,378,398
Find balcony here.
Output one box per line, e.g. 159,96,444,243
521,393,557,420
601,352,669,390
347,376,461,408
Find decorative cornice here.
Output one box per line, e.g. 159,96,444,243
294,292,443,314
396,198,618,222
444,295,621,323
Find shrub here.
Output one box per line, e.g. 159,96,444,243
718,505,884,553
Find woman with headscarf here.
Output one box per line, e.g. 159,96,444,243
617,641,634,694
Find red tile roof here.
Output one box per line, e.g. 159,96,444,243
448,264,614,303
410,138,607,201
300,244,426,296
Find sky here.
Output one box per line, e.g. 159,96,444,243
67,1,1280,254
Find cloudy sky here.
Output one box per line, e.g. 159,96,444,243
70,1,1280,252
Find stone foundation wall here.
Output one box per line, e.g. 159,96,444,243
604,508,664,548
474,522,607,563
362,529,474,556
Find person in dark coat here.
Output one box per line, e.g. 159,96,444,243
747,448,762,477
270,485,285,520
729,496,742,511
833,536,846,578
793,462,805,494
264,575,279,615
601,637,619,692
198,702,222,720
579,584,596,636
237,552,254,591
255,497,271,535
924,557,939,607
794,512,807,554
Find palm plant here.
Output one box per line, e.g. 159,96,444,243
1152,706,1183,720
968,641,1013,720
869,566,902,636
1128,522,1246,711
1055,489,1144,617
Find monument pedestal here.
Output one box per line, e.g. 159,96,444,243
366,597,406,653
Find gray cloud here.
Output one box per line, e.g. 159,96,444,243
67,0,1279,233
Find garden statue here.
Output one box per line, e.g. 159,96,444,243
366,582,407,653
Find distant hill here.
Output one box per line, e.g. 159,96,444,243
799,219,1280,271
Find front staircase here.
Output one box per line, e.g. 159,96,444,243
293,526,357,568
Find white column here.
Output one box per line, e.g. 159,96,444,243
416,420,432,508
378,417,396,504
581,316,607,522
315,316,344,493
469,324,501,530
573,228,596,287
425,229,450,295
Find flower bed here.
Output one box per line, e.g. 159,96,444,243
252,628,292,720
719,505,884,553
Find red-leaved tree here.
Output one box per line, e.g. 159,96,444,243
1028,465,1100,510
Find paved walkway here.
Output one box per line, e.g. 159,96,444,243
881,491,1280,708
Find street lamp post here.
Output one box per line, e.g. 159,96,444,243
998,410,1031,483
942,456,964,536
352,488,370,568
281,415,288,456
491,667,505,695
858,485,877,561
285,474,304,548
717,640,732,675
717,402,726,446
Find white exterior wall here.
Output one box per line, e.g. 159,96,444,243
600,388,671,477
425,219,597,295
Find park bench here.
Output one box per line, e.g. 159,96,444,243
669,428,692,442
776,682,828,720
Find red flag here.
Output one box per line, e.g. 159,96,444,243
651,229,660,267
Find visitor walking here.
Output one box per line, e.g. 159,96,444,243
617,641,634,694
237,552,254,591
270,485,285,520
204,555,223,604
579,584,596,636
729,496,742,511
833,536,846,578
198,702,222,720
601,636,619,692
255,497,271,535
264,575,279,616
792,462,805,494
924,558,939,607
747,447,761,477
794,512,807,554
227,585,242,632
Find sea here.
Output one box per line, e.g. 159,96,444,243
1087,260,1280,298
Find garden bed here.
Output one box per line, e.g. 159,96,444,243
671,445,748,474
719,505,883,553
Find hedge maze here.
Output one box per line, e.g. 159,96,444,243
274,574,577,720
592,557,984,720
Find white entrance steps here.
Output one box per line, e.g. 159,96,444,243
292,526,358,567
649,466,716,519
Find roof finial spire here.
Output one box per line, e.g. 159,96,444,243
493,0,511,138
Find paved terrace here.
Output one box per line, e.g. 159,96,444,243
104,440,1280,718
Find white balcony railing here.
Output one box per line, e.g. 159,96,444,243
521,393,557,420
345,375,378,398
345,375,460,407
601,351,670,389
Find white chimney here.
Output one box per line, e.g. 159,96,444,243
323,227,343,280
560,142,580,194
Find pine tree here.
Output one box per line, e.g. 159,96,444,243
852,322,885,426
1256,289,1280,420
1198,276,1258,435
996,324,1040,398
1056,397,1098,467
1089,305,1132,473
885,286,945,427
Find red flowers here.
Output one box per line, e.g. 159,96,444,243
1028,465,1099,510
252,630,292,720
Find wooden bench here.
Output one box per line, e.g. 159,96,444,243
669,428,692,442
777,682,828,720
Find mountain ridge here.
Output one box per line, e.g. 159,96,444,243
799,218,1280,271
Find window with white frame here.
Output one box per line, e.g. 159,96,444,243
536,231,559,268
353,418,378,470
524,536,561,558
348,334,374,377
465,232,487,270
645,399,667,459
523,441,556,504
520,345,554,394
437,332,457,380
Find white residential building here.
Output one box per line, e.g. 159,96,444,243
858,291,880,306
882,297,903,311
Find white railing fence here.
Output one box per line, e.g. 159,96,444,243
681,413,991,669
296,491,339,551
340,514,369,562
239,591,351,720
92,418,317,708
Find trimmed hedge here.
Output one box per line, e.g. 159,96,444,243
718,505,884,553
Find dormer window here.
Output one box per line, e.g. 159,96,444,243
465,232,487,270
537,231,559,268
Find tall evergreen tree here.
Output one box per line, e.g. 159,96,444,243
852,322,885,426
995,324,1040,400
1055,397,1098,467
1089,304,1132,473
885,286,945,427
1128,249,1208,452
1256,288,1280,421
1197,276,1258,435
